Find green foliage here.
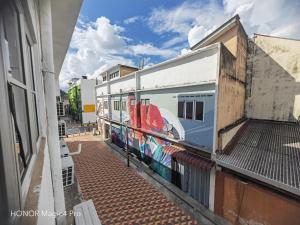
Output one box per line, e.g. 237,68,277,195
67,85,82,121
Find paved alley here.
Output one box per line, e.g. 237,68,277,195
66,135,199,225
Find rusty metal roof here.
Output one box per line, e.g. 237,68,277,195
163,145,214,171
216,120,300,196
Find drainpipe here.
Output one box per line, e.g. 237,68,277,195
39,0,66,224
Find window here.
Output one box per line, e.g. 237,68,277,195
195,101,204,121
141,99,150,105
109,71,119,80
103,75,107,82
178,101,184,118
178,100,204,121
185,102,193,119
3,3,25,84
9,86,33,179
26,37,39,141
122,101,127,111
2,2,39,180
103,101,108,109
114,100,120,111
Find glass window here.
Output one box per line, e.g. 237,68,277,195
122,101,127,111
25,38,39,140
195,101,204,121
186,102,193,119
114,101,120,111
141,99,150,105
178,101,184,118
31,94,39,141
9,86,32,180
3,3,25,84
26,38,35,90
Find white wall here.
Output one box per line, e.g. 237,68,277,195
96,44,219,98
139,46,219,90
96,85,108,96
37,144,55,225
110,75,136,94
81,79,97,123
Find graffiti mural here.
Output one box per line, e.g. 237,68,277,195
108,91,214,206
111,90,214,180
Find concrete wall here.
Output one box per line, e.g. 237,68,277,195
217,45,245,132
196,20,248,151
215,171,300,225
246,35,300,122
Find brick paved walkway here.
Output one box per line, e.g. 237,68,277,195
66,135,199,225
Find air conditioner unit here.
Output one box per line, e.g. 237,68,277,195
60,139,67,148
58,120,66,138
57,101,65,117
61,156,74,187
60,139,69,158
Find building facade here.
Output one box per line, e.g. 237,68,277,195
96,16,247,210
0,0,82,225
100,64,139,83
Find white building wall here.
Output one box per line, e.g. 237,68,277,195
110,75,136,94
81,79,97,123
96,85,108,96
37,144,55,225
139,46,219,90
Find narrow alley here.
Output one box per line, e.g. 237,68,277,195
66,135,199,225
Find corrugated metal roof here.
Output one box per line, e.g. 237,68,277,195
163,145,213,171
216,120,300,196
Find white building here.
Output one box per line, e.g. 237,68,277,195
0,0,82,225
68,78,97,124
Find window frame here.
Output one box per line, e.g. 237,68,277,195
0,0,41,207
114,100,120,111
121,101,127,111
177,100,205,121
194,101,204,121
177,101,185,118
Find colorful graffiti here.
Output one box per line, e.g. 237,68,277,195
109,94,213,206
111,93,214,180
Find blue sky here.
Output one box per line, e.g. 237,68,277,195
60,0,300,89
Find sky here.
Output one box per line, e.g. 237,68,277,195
59,0,300,90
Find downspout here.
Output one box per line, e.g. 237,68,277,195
38,0,66,224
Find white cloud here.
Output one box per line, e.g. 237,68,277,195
130,43,177,58
124,16,140,25
60,16,177,90
60,17,134,90
180,48,191,56
148,0,300,48
148,1,226,47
